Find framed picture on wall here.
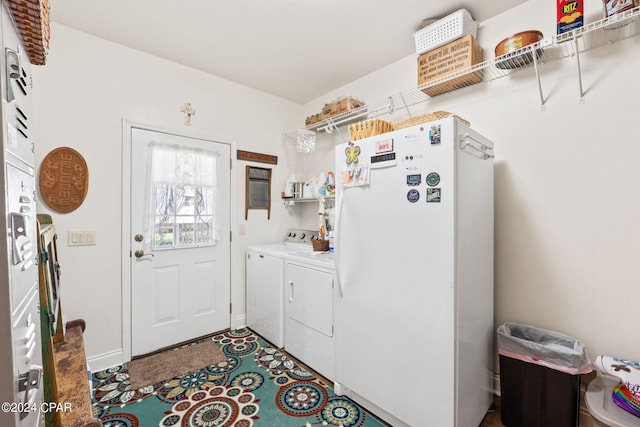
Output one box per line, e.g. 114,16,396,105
245,166,272,219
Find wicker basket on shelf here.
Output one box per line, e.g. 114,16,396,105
312,239,329,252
393,111,470,130
349,118,393,141
6,0,50,65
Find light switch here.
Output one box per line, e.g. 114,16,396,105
68,230,96,246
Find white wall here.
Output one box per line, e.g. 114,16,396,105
32,0,640,373
303,0,640,366
31,23,305,368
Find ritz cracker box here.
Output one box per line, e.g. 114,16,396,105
417,34,483,97
557,0,584,34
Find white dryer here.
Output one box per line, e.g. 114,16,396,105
245,229,317,348
284,251,336,381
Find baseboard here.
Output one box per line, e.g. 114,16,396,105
493,371,501,396
87,349,123,373
492,372,593,427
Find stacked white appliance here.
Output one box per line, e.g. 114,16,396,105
334,117,494,427
0,2,44,426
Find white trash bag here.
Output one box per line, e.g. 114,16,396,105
497,322,593,375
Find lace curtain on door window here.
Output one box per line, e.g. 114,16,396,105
144,142,220,250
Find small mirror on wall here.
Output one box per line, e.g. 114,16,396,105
245,166,272,219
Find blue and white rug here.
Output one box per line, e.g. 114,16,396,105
91,328,388,427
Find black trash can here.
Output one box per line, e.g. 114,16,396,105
497,322,593,427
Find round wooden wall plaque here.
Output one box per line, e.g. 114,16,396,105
39,147,89,213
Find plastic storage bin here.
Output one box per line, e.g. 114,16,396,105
586,376,640,427
413,9,478,54
497,322,593,427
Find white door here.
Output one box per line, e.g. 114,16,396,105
129,126,231,356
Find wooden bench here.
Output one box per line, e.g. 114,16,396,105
52,322,101,427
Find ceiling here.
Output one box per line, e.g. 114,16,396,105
50,0,526,104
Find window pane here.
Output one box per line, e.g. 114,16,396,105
154,184,175,215
175,185,195,216
177,219,195,246
195,216,213,245
197,186,214,216
154,219,174,248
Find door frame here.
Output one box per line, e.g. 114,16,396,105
121,119,235,363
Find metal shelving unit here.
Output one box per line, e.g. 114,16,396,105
282,196,335,206
306,7,640,132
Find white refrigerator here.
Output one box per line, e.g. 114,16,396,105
334,117,494,427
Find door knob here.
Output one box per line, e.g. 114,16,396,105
134,234,144,242
134,250,154,258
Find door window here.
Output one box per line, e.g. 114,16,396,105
146,142,219,250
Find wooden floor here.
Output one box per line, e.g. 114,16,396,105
479,396,506,427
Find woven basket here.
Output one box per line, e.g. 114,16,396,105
6,0,50,65
312,239,329,252
393,111,470,130
349,118,393,141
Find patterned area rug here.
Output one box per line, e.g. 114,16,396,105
91,328,388,427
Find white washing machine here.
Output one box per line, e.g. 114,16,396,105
284,250,336,381
245,229,317,348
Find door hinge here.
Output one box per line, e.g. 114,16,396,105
229,302,232,314
230,158,233,170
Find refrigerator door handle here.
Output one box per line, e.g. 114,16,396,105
334,190,345,297
460,133,494,159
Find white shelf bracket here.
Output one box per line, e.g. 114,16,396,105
532,50,546,110
573,36,585,103
386,96,395,115
398,92,412,117
324,118,344,136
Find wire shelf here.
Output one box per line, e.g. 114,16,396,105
305,7,640,133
